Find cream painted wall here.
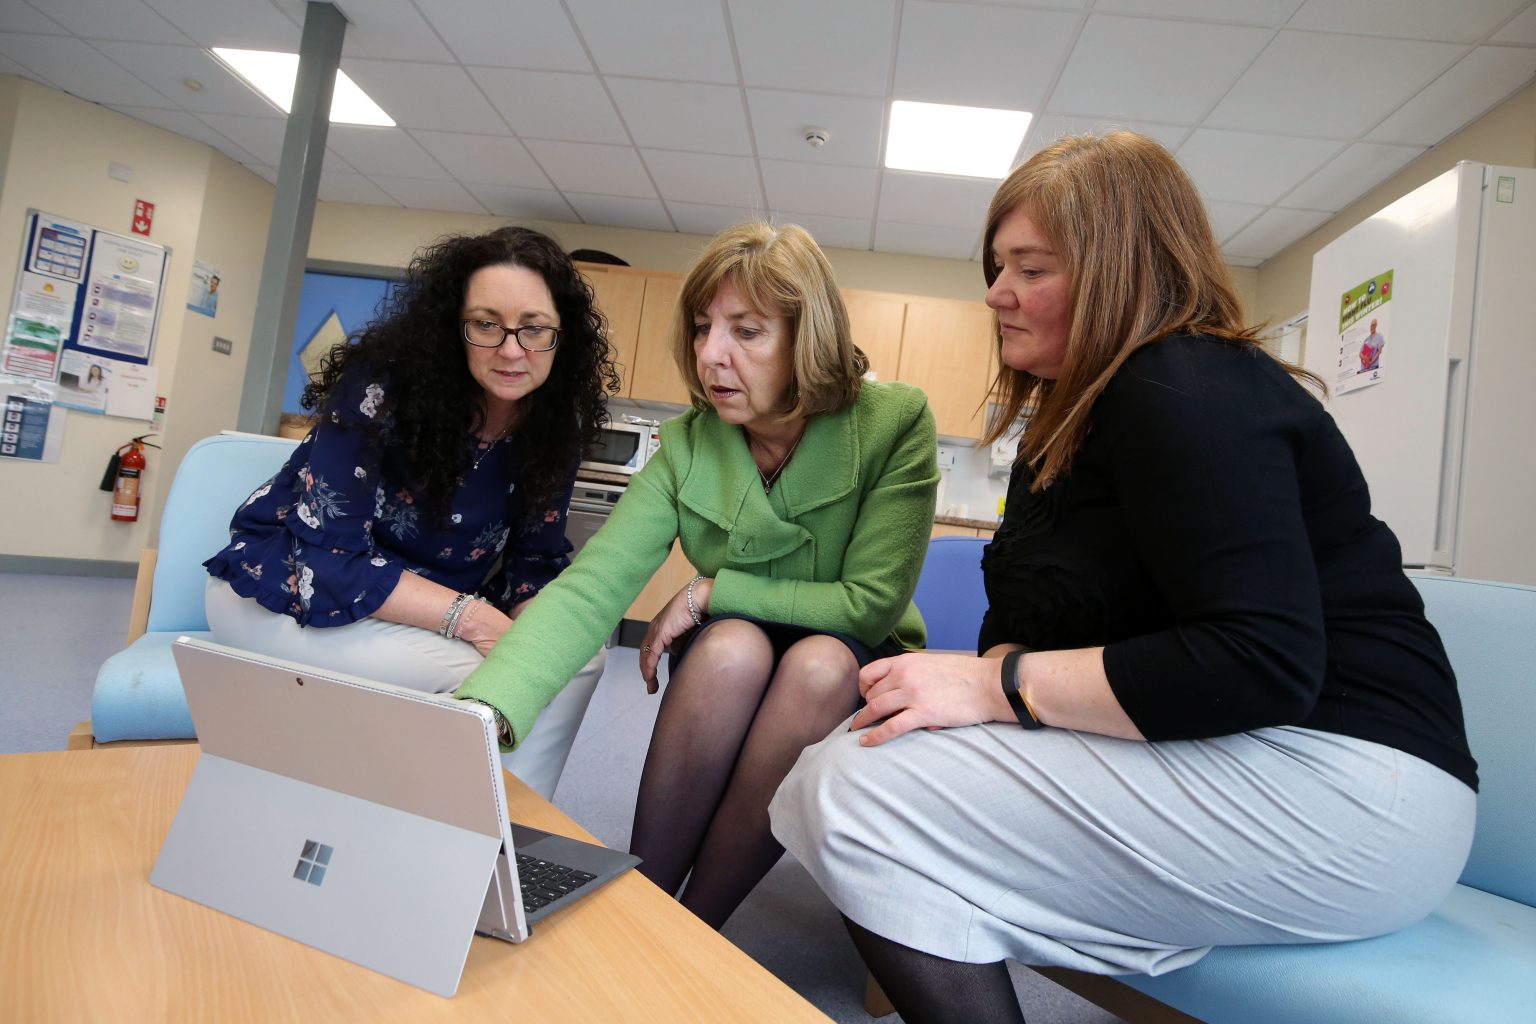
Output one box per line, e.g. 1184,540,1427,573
1255,80,1536,328
0,77,271,567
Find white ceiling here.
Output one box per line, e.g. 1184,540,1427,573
5,0,1535,267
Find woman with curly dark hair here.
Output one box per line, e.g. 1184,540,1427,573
204,226,619,798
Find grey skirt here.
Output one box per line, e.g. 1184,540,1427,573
769,719,1475,976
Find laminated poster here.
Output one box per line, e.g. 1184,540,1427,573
1334,270,1392,396
0,378,64,462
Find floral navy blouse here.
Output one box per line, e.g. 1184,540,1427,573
204,372,577,627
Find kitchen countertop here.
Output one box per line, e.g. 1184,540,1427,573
934,514,999,532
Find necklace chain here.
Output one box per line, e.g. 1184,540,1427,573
471,426,512,471
757,429,804,493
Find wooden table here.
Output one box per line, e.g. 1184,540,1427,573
0,745,832,1023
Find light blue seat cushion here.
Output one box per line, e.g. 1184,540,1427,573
90,630,212,742
1120,884,1536,1023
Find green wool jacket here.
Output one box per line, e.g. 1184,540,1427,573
457,379,940,748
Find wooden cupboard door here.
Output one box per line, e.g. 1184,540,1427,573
843,289,906,383
897,300,995,439
582,268,646,397
628,275,692,406
625,540,696,621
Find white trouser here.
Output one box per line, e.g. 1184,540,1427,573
205,578,604,800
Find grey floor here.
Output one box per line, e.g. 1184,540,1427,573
0,570,1123,1024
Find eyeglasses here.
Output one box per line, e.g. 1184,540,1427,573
460,319,561,352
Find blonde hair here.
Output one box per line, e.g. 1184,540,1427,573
979,131,1316,489
672,221,867,419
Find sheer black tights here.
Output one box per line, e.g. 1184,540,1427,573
844,915,1026,1024
630,618,862,929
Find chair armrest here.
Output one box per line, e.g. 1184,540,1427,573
127,548,157,645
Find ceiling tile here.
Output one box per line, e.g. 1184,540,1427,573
31,0,189,44
1222,206,1332,261
370,175,487,214
1021,114,1189,162
415,0,590,71
641,150,763,207
139,0,301,50
1203,200,1266,243
1289,0,1530,43
1283,142,1425,210
318,172,398,206
1493,4,1536,43
1208,31,1466,138
524,140,658,198
564,0,735,83
760,160,879,219
565,193,675,231
874,221,980,261
610,79,752,155
470,67,627,144
1049,15,1271,124
463,183,578,222
272,0,453,62
1367,46,1536,145
326,125,449,179
110,105,260,164
0,5,65,33
342,59,506,134
408,130,551,188
747,89,885,165
1177,128,1340,204
877,172,997,231
195,112,287,164
0,34,173,107
729,0,896,97
1090,0,1304,25
894,2,1080,110
0,52,43,80
92,41,276,116
764,211,874,252
665,200,765,238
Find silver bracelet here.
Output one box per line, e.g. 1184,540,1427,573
685,574,705,626
439,592,472,638
448,595,484,641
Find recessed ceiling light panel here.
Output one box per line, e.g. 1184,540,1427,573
211,47,394,127
885,100,1031,179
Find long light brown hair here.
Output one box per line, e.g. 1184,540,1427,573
672,221,868,420
979,131,1319,489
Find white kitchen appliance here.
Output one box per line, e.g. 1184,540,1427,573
1305,162,1536,586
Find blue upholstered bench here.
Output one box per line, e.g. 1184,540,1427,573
901,542,1535,1022
88,432,298,743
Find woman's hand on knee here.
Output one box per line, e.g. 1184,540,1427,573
638,579,711,694
850,653,1012,746
457,602,514,658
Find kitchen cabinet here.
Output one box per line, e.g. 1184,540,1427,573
897,299,995,439
580,266,645,396
625,539,696,622
627,275,690,406
843,289,906,383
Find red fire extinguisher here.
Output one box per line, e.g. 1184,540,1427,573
105,434,159,522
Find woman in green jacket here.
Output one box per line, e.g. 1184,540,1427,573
458,221,940,927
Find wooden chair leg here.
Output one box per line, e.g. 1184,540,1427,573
863,971,896,1018
66,721,95,751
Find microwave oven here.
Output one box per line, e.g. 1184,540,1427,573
580,419,660,476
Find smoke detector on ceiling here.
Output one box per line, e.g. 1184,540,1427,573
803,127,830,148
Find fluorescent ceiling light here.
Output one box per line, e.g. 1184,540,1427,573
885,100,1031,178
211,47,394,127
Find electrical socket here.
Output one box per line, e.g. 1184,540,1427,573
211,337,233,355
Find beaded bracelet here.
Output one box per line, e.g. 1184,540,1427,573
685,575,705,626
447,595,484,641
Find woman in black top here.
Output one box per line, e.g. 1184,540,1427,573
769,131,1477,1024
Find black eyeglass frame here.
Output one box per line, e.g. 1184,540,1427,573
459,318,562,352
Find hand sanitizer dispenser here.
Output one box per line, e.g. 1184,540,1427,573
988,439,1013,478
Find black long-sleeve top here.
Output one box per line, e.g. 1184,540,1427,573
979,334,1478,790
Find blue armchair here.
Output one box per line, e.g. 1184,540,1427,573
88,432,298,743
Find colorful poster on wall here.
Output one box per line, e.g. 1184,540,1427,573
74,230,166,362
1334,270,1392,395
187,258,221,318
0,379,64,462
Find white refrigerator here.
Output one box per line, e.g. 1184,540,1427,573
1305,162,1536,587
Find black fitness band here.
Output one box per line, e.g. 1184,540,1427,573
1000,650,1045,730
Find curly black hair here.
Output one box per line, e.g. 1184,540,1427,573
303,226,620,520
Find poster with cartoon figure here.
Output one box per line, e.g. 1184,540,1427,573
1335,270,1392,395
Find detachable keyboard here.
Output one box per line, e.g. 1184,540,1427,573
515,853,598,913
